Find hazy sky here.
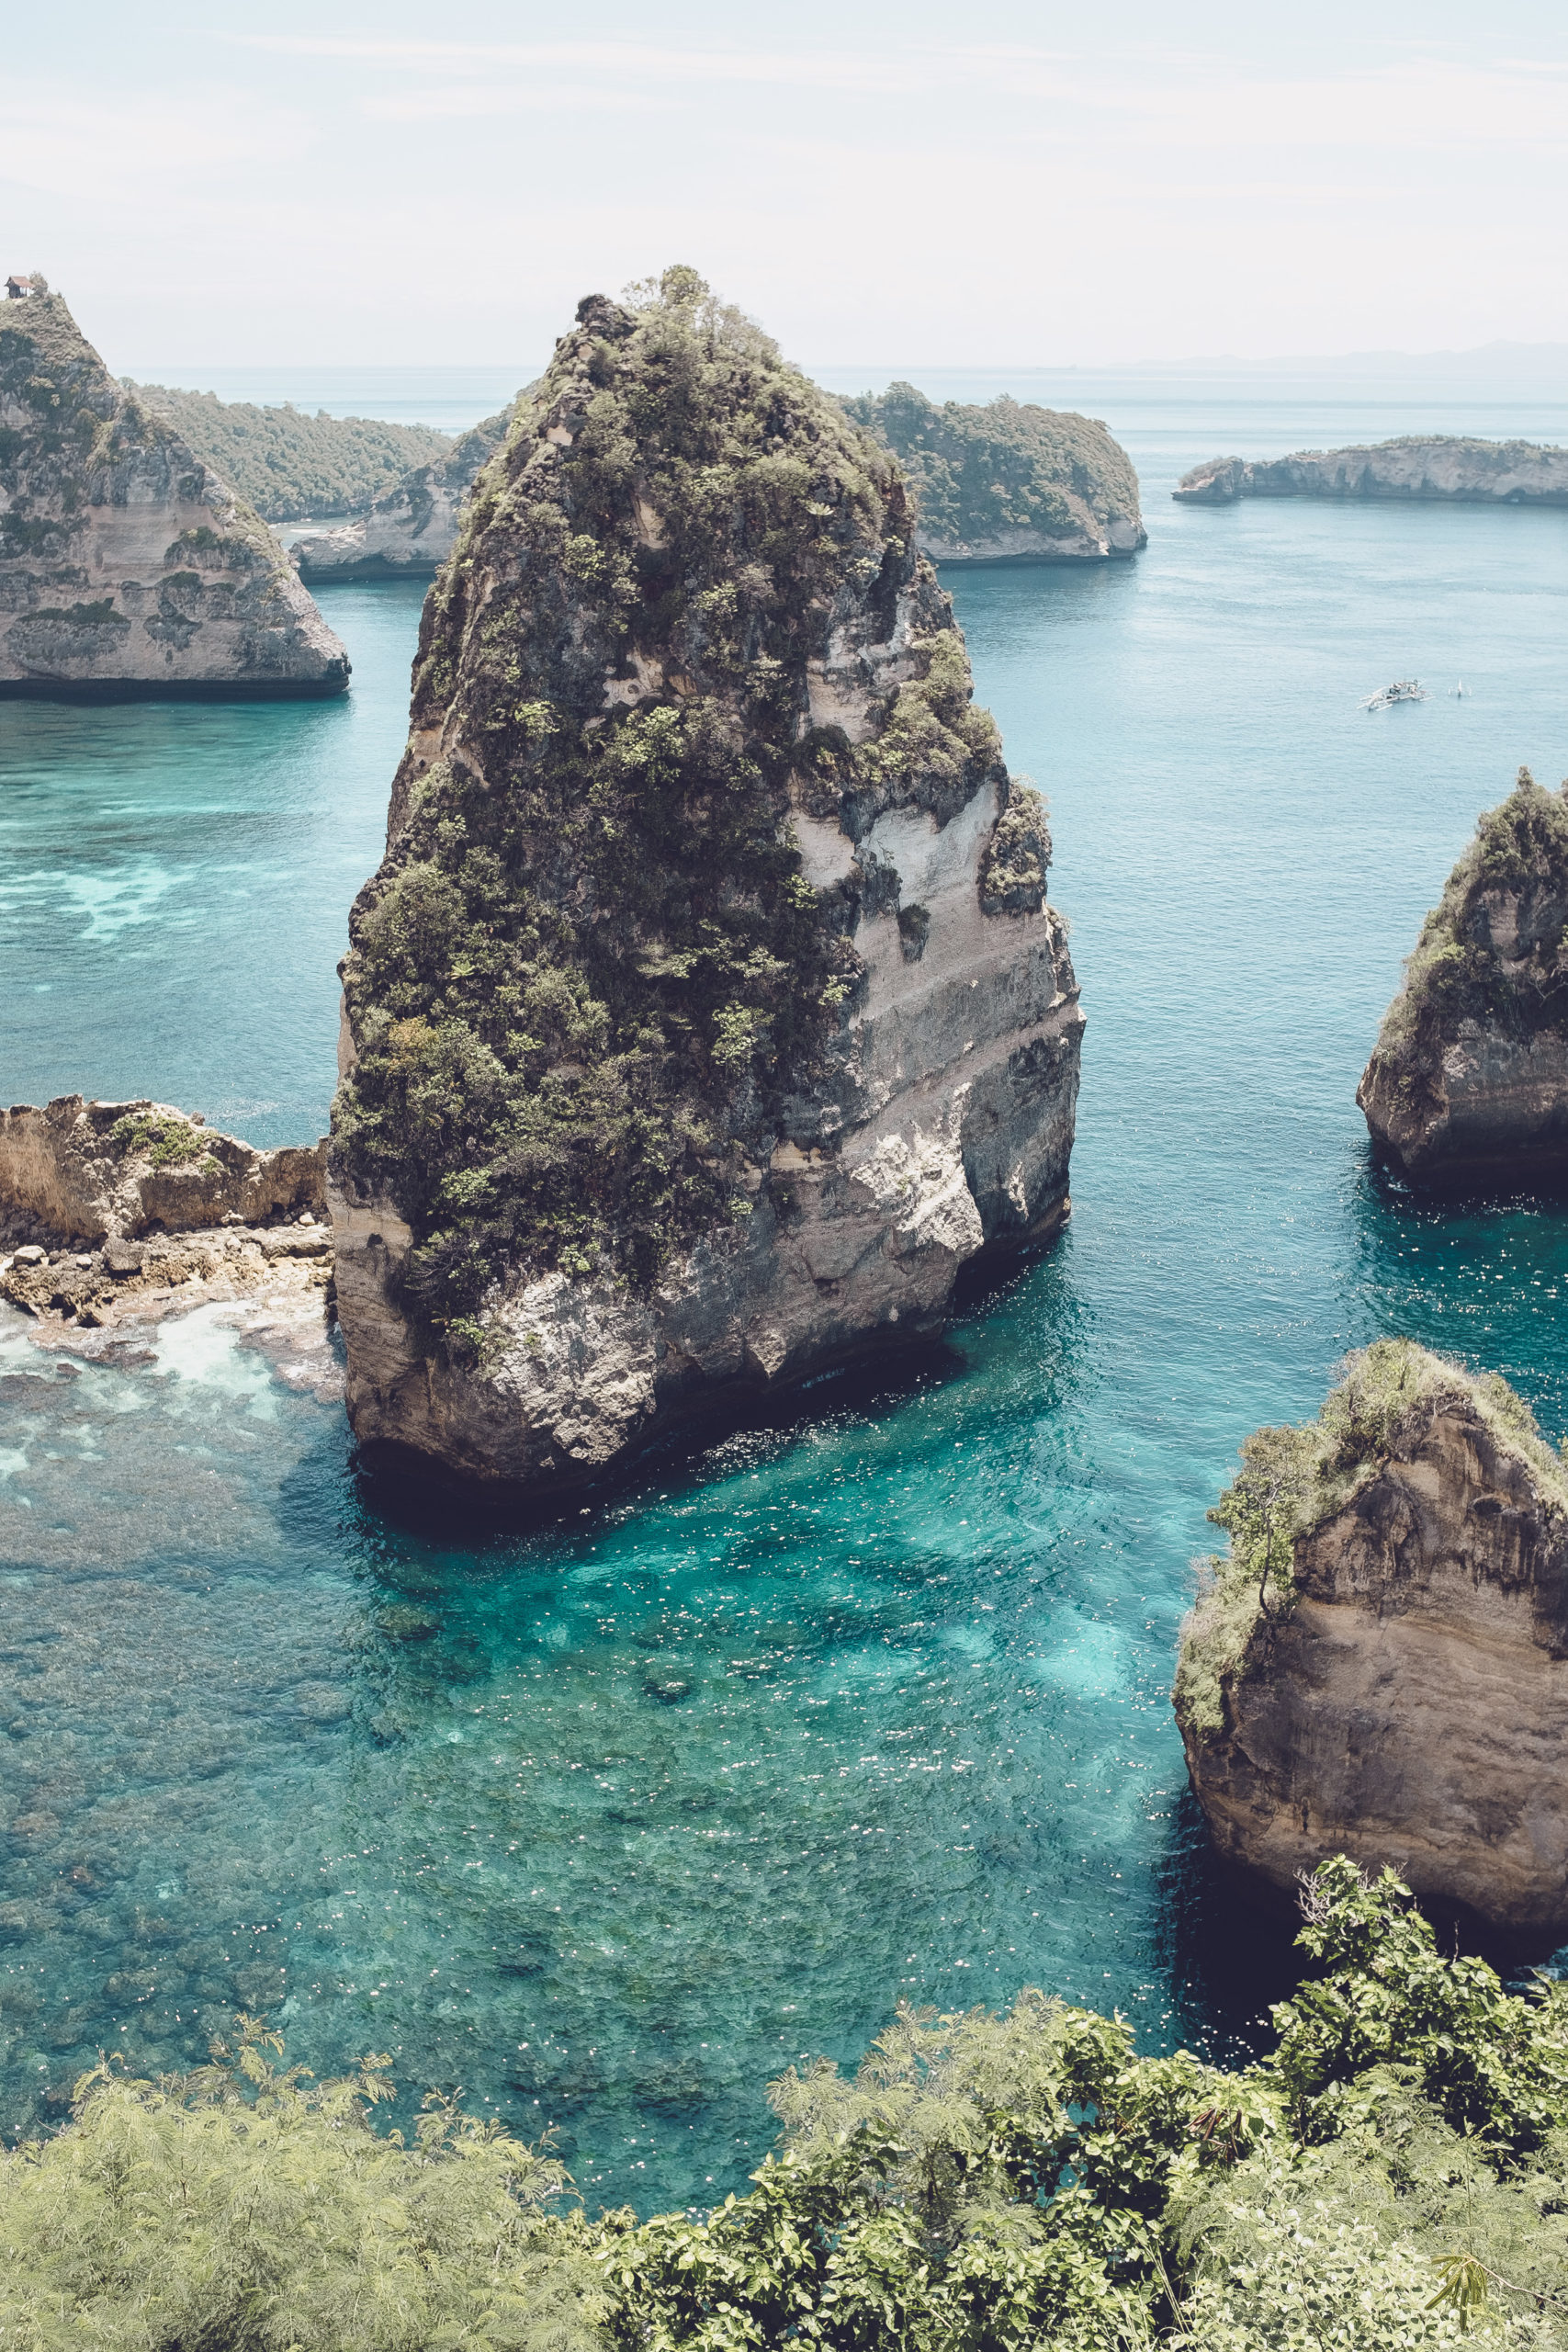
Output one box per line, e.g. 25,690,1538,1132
5,0,1567,372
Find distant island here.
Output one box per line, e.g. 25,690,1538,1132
291,403,518,582
845,383,1145,562
124,383,452,523
1175,435,1568,505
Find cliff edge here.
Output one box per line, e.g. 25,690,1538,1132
0,292,347,697
845,383,1145,562
293,403,518,582
328,268,1082,1496
1174,1340,1568,1944
1359,769,1568,1187
1175,436,1568,507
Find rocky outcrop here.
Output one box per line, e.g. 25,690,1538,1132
0,1096,330,1335
1359,770,1568,1186
329,269,1083,1497
845,382,1144,562
0,294,348,697
292,402,517,582
1175,437,1568,506
1175,1340,1568,1945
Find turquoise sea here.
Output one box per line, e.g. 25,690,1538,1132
2,371,1567,2209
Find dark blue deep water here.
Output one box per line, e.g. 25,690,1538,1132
2,385,1568,2209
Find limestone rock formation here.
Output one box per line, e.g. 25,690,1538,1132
329,270,1083,1496
1175,437,1568,507
1175,1340,1568,1944
0,293,348,697
0,1096,330,1334
293,403,517,582
845,383,1145,562
1359,770,1568,1186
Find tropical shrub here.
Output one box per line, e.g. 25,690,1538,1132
4,1864,1567,2346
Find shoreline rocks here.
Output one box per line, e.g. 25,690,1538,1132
0,1097,331,1336
1174,1340,1568,1947
0,293,348,700
329,271,1082,1498
292,402,518,583
845,382,1145,563
1175,436,1568,508
1358,769,1568,1186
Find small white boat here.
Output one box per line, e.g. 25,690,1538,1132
1450,680,1468,697
1361,679,1427,711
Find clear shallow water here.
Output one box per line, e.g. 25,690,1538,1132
2,390,1568,2211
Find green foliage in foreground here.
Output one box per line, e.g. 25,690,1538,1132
6,1863,1568,2346
124,383,453,522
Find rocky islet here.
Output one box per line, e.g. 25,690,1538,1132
0,290,347,698
1175,434,1568,506
327,271,1083,1496
1174,1340,1568,1945
846,380,1145,562
1359,768,1568,1187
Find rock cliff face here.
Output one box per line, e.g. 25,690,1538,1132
1175,1340,1568,1944
293,403,517,582
1359,770,1568,1186
0,1096,330,1336
329,270,1082,1496
0,1095,324,1243
0,295,348,697
1175,437,1568,506
845,383,1145,562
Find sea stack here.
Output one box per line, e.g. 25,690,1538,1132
1359,769,1568,1186
1175,1340,1568,1945
846,383,1145,563
328,269,1082,1496
293,401,518,582
0,288,347,697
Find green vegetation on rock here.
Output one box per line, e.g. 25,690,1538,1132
7,1863,1568,2346
333,268,1014,1336
124,383,453,523
1175,1340,1568,1735
1369,767,1568,1099
843,380,1144,557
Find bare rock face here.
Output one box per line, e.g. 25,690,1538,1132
0,293,348,697
1175,436,1568,506
845,382,1145,563
0,1097,330,1336
0,1096,324,1242
1175,1340,1568,1945
293,403,518,582
1359,770,1568,1186
329,270,1082,1496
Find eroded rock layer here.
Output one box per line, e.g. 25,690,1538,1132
293,403,518,582
1359,770,1568,1185
1175,436,1568,506
0,294,347,696
1175,1340,1568,1944
329,272,1082,1495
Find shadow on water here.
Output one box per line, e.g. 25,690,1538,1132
1155,1790,1302,2067
350,1330,979,1545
